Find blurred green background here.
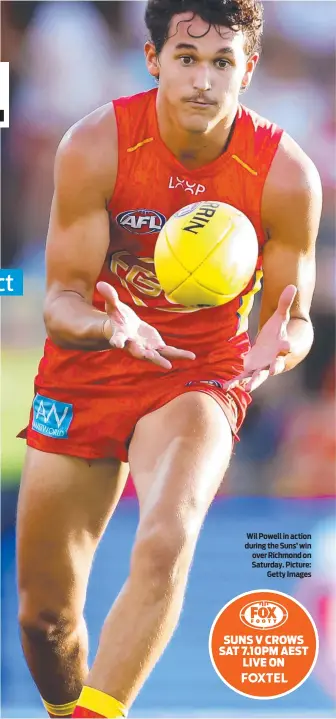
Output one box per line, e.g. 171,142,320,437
2,349,39,482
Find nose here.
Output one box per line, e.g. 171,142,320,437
192,64,212,92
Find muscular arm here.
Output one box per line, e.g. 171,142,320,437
260,132,322,371
43,104,117,350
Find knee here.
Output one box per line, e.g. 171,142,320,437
18,593,81,645
131,517,198,594
164,391,230,441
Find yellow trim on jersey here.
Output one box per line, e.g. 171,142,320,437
77,687,127,717
42,698,78,716
237,269,263,334
127,137,154,153
232,154,258,176
118,276,147,306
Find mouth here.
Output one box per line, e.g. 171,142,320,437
186,100,216,108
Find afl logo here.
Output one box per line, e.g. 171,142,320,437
240,600,289,630
116,209,166,234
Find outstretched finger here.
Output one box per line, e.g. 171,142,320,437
126,340,172,370
244,368,270,392
145,349,172,370
277,285,297,320
223,372,250,391
269,356,286,376
158,346,196,361
96,281,120,311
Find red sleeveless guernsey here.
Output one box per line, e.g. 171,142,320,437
22,88,283,462
95,88,282,359
36,86,283,390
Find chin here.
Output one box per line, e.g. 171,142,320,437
181,115,210,134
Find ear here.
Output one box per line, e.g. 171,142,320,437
144,41,160,79
241,52,259,91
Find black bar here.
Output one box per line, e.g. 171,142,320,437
0,110,4,122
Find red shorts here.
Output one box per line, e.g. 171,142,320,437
19,348,251,463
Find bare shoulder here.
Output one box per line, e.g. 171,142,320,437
55,102,118,201
267,132,322,194
262,132,322,236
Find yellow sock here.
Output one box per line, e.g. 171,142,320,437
42,697,79,717
73,686,127,718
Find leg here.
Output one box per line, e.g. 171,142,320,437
84,391,232,710
17,447,128,710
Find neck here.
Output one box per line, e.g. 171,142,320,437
156,90,238,170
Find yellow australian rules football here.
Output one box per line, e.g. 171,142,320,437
154,200,259,306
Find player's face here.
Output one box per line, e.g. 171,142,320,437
145,13,259,133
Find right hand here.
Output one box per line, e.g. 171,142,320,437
97,281,196,370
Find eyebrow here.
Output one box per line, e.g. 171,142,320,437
174,42,234,55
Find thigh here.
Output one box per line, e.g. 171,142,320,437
17,447,129,615
128,391,232,520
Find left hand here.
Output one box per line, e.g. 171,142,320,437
224,285,297,393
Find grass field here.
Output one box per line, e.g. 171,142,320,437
2,348,41,484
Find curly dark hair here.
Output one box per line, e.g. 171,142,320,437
145,0,263,57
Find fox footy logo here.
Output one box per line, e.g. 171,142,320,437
116,209,166,234
240,600,289,630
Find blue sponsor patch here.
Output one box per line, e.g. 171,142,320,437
32,394,73,439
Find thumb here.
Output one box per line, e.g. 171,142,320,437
102,318,127,349
269,355,286,376
277,285,297,320
110,329,127,349
96,281,120,312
